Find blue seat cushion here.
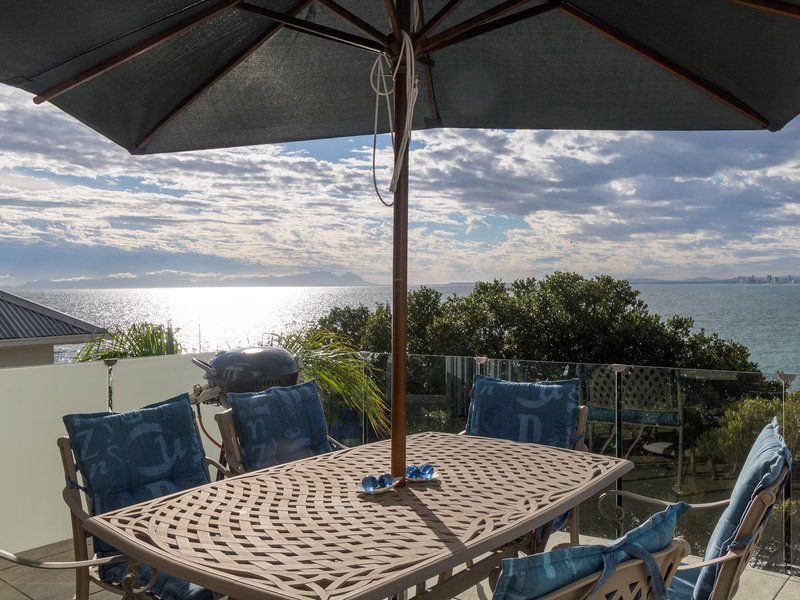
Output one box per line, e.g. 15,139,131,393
102,561,213,600
228,379,332,471
467,375,580,449
694,417,791,600
668,565,700,600
588,406,679,427
63,395,210,557
493,501,689,599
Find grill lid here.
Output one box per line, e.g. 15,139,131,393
192,347,299,382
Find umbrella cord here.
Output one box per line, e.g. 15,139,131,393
371,30,419,207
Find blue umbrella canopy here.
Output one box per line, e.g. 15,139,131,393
2,1,800,154
3,0,800,475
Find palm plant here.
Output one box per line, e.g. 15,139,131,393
75,322,181,361
268,329,389,435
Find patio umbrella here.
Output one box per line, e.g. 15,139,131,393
3,0,800,478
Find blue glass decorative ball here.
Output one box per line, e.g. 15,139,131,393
361,475,378,493
406,465,422,479
420,463,435,480
378,473,395,488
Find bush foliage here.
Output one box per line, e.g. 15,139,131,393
318,272,758,371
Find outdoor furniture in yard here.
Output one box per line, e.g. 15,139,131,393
83,432,632,600
496,539,690,600
59,395,229,600
464,375,589,553
214,379,347,475
599,418,791,600
585,365,685,485
494,502,691,600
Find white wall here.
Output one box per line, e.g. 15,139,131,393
0,353,228,553
112,353,225,459
0,361,108,552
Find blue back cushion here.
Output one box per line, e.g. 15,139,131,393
63,395,209,556
228,379,332,471
694,418,791,600
467,375,580,448
494,502,689,599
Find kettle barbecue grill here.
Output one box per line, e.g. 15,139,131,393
190,346,301,407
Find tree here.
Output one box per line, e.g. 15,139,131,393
317,273,760,373
317,305,371,345
361,302,391,354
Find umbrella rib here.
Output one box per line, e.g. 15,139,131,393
559,2,769,129
239,3,383,54
384,0,403,44
416,0,538,55
316,0,389,45
415,2,440,123
414,0,467,44
419,2,557,55
33,0,245,105
728,0,800,19
135,0,313,150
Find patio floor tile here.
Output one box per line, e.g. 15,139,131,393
0,579,28,600
775,577,800,599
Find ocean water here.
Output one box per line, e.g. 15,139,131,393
18,283,800,375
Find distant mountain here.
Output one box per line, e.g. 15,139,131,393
16,270,374,289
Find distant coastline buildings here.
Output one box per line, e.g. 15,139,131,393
737,274,799,284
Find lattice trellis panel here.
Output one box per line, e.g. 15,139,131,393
584,366,677,412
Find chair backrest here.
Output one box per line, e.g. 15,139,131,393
585,365,678,414
215,409,246,475
698,417,791,600
537,539,690,600
61,395,210,556
467,375,582,449
222,379,332,472
706,465,789,600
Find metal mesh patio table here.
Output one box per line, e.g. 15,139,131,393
84,432,632,600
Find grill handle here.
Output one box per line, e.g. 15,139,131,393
192,357,218,376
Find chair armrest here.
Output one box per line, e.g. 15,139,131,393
328,436,349,451
676,548,745,571
0,549,126,570
598,490,730,528
205,456,234,478
62,488,91,523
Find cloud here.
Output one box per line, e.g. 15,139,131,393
0,85,799,285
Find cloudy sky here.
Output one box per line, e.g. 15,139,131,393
1,85,798,287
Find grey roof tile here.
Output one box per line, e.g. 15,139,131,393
0,291,105,341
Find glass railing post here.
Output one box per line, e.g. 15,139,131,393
612,364,627,536
779,372,796,574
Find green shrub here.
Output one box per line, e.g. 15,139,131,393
696,391,799,470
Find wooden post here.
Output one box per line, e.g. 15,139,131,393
390,0,410,480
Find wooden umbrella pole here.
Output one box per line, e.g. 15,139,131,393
390,0,411,480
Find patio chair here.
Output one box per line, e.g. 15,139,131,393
215,379,347,474
493,501,691,600
57,395,228,600
598,417,791,600
462,374,589,553
584,365,685,487
0,394,230,600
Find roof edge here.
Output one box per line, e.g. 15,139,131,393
0,290,106,335
0,333,103,349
